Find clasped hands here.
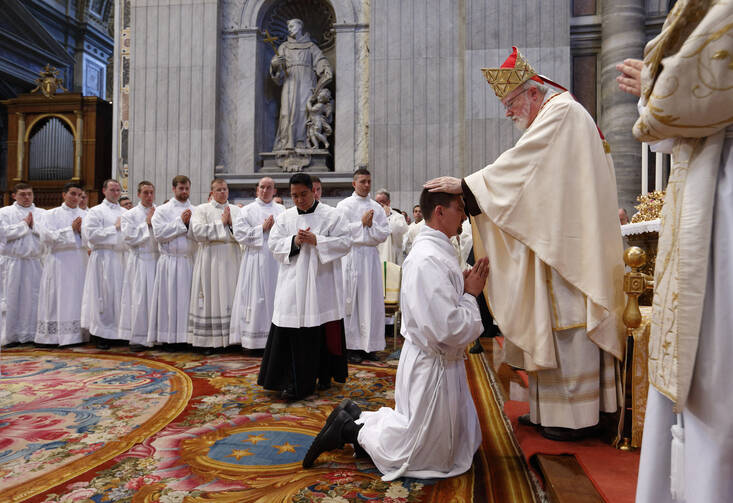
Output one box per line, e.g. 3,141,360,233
221,206,233,226
463,257,489,297
361,209,374,228
295,227,317,246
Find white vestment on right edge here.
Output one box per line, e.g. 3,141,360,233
229,198,285,349
630,3,733,501
357,226,482,480
147,198,195,344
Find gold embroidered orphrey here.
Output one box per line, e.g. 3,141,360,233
30,64,68,98
634,0,733,409
481,49,538,100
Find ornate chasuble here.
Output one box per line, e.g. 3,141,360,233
634,0,733,409
465,92,625,371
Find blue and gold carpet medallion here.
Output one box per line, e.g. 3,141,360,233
2,346,538,502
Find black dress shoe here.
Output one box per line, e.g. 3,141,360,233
129,344,147,352
281,387,298,401
34,343,58,349
318,379,331,391
334,398,362,420
539,424,599,442
518,413,537,427
354,443,369,458
303,409,352,468
95,340,110,350
347,351,363,364
361,351,380,362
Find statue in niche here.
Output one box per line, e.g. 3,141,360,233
269,18,333,151
306,88,333,149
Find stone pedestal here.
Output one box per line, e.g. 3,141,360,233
260,149,331,172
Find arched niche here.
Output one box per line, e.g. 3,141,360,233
216,0,368,179
258,0,337,168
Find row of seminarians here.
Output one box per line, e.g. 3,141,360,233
0,171,397,373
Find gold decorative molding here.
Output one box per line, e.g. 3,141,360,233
15,112,24,180
30,64,68,98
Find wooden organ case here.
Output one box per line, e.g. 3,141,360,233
1,91,111,208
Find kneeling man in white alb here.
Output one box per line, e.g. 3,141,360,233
303,188,489,481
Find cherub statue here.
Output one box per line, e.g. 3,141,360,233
305,88,333,149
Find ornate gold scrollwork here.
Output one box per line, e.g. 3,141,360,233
623,247,655,329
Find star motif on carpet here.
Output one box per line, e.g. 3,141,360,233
272,442,299,454
227,449,254,460
246,434,267,445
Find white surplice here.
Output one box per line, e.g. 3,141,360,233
404,219,471,270
377,209,408,265
357,226,482,480
118,203,158,346
147,198,195,344
229,198,285,348
35,204,87,345
268,201,352,328
188,200,242,347
336,192,390,352
0,203,46,345
80,199,126,340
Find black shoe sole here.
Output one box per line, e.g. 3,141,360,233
303,410,347,468
518,414,537,427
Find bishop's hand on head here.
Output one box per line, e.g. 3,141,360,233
424,176,463,194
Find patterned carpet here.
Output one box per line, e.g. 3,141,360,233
0,343,541,503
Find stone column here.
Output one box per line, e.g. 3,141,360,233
600,0,645,214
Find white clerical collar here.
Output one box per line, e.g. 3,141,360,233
61,203,77,211
137,202,155,211
103,199,119,209
420,225,453,247
13,202,34,212
256,198,272,207
352,191,369,201
211,200,229,210
171,198,189,207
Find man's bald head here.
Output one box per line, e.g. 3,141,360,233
257,177,276,203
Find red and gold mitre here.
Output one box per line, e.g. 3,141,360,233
481,47,542,99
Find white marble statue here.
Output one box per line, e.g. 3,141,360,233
270,18,333,151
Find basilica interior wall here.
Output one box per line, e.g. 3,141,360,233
127,0,218,205
368,0,570,212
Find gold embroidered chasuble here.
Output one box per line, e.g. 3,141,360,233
465,92,626,371
634,0,733,410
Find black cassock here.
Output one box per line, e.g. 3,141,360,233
258,319,348,399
